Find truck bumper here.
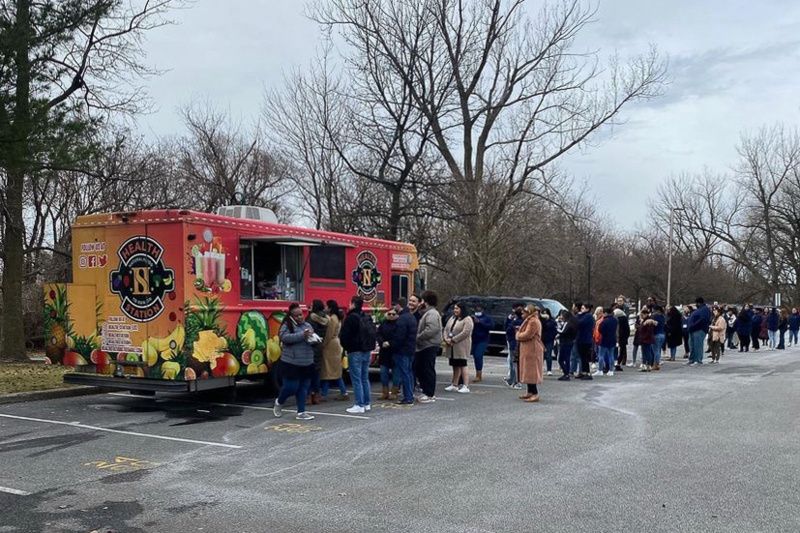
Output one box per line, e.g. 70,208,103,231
64,373,236,392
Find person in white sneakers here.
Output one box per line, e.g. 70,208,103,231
443,302,474,394
273,303,317,421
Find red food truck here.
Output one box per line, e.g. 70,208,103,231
44,208,422,393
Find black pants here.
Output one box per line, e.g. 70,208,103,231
558,341,573,374
738,331,750,350
527,384,538,395
682,331,690,353
617,336,629,365
577,343,592,374
778,330,786,349
751,332,760,350
726,328,737,348
413,346,438,397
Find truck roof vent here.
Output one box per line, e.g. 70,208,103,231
216,205,278,224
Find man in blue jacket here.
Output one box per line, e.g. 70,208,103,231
575,302,596,380
596,307,618,376
751,308,763,351
388,297,418,405
471,304,493,383
687,297,711,365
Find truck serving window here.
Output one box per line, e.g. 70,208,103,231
310,245,346,279
240,240,304,301
391,274,409,303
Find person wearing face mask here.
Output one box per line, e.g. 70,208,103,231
504,303,525,389
471,304,493,383
540,309,558,376
273,303,317,421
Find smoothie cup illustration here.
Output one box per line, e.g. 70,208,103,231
214,252,226,285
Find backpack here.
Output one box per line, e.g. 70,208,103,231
358,313,378,352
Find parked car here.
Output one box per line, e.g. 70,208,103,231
442,295,567,355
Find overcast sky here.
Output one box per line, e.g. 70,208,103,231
137,0,800,222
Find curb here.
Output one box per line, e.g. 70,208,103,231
0,386,105,405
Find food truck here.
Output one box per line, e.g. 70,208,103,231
44,208,422,393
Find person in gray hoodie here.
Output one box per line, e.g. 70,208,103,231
413,290,442,403
273,303,317,421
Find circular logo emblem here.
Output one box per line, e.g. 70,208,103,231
351,250,382,302
110,236,175,322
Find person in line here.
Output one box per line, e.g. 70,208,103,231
377,307,399,400
320,300,349,402
590,306,604,372
665,305,683,362
613,304,630,371
766,307,780,349
575,302,596,380
709,306,726,364
596,307,618,376
388,297,418,405
504,303,525,389
517,305,544,402
725,307,738,350
414,290,442,403
541,309,558,377
788,308,800,347
751,307,763,351
681,306,693,358
687,298,711,366
307,300,329,405
778,308,789,350
470,304,493,383
408,294,422,321
652,305,666,371
557,309,577,381
443,302,474,393
340,296,374,414
274,303,316,421
736,305,753,352
630,311,642,368
639,309,657,372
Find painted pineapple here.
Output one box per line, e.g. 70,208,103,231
44,286,73,364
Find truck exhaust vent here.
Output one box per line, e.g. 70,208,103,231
215,205,278,224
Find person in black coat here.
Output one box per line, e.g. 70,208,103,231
736,305,753,352
665,306,684,361
377,310,399,399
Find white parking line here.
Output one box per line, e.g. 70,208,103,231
369,392,454,401
0,486,31,496
437,381,507,389
0,413,242,449
107,393,371,420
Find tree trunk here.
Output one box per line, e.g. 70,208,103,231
1,0,32,362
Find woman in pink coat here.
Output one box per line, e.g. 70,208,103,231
516,305,544,402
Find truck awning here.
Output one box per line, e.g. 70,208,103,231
244,236,355,247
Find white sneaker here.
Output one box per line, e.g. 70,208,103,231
592,370,602,376
546,371,553,376
444,385,458,392
457,386,470,393
295,412,315,421
364,405,372,411
511,383,523,390
418,395,436,403
626,362,634,367
608,371,614,376
273,399,283,418
346,405,365,414
590,363,598,372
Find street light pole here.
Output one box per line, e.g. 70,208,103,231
666,208,684,308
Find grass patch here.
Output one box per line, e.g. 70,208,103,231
0,363,74,395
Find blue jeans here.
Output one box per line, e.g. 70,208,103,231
570,344,580,373
690,330,706,363
669,345,678,359
395,354,414,402
790,330,799,344
558,341,573,375
632,345,639,364
543,341,555,372
320,378,347,397
348,351,371,407
472,341,488,372
641,344,654,366
278,377,311,413
654,333,666,365
768,330,778,348
598,346,615,372
506,342,518,384
380,365,400,387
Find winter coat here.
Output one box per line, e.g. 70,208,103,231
559,314,578,344
308,312,329,368
505,313,524,350
516,316,543,385
666,312,684,348
576,312,595,345
471,313,493,345
598,315,618,348
789,313,800,332
614,309,630,340
736,310,752,335
416,307,443,352
391,308,418,357
320,314,344,380
340,310,365,353
377,320,398,367
710,315,726,342
767,310,780,331
279,320,315,368
751,313,763,335
541,317,558,345
688,305,711,333
443,316,474,360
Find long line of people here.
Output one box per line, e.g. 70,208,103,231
271,291,800,421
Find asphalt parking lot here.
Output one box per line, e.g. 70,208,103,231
1,347,799,533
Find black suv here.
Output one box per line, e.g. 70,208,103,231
442,295,567,355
